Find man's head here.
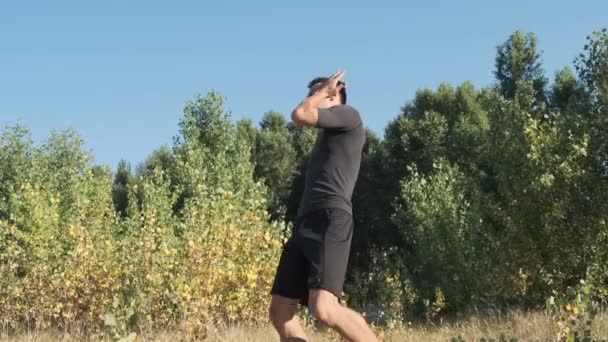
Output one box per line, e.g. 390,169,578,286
307,77,347,109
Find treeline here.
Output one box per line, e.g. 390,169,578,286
1,30,607,332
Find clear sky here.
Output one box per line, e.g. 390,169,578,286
1,0,606,170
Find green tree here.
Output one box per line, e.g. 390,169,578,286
495,30,547,102
551,67,587,112
135,145,174,178
236,118,258,162
284,124,317,222
393,161,490,316
112,160,132,217
576,29,608,179
253,112,297,220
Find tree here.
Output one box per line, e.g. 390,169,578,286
236,118,258,162
392,161,489,316
135,145,174,178
284,124,317,223
495,30,547,103
575,29,608,179
551,67,585,112
112,159,132,217
253,112,297,220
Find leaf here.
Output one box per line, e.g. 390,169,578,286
127,307,140,328
104,313,117,327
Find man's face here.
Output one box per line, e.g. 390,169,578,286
308,82,340,109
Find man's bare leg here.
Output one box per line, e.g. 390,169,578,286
308,289,377,342
269,295,308,342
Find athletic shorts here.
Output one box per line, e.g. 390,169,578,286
270,207,353,306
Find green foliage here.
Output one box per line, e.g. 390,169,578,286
112,160,132,217
495,30,547,102
236,118,258,161
576,29,608,108
575,29,608,181
346,30,608,326
0,92,283,337
0,125,120,331
2,28,608,336
546,272,608,342
392,161,491,316
284,124,317,222
551,67,586,112
135,145,174,179
254,112,297,220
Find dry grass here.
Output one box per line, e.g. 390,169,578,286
1,310,607,341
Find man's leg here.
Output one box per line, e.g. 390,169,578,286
308,289,377,342
269,214,312,341
301,209,376,340
269,295,308,342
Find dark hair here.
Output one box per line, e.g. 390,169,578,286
307,77,347,104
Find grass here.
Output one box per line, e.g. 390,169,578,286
1,310,607,341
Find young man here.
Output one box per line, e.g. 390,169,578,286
269,71,378,342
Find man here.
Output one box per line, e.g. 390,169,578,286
269,71,378,342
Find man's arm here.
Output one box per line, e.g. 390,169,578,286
291,70,346,128
291,91,326,127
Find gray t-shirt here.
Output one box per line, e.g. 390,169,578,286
297,104,366,217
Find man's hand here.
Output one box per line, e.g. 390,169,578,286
312,70,347,99
292,70,347,127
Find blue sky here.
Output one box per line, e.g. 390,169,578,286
1,0,606,170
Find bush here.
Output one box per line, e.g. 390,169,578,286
0,92,284,338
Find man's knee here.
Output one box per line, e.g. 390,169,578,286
308,290,339,327
310,302,336,327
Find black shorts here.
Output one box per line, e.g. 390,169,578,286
270,207,353,306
